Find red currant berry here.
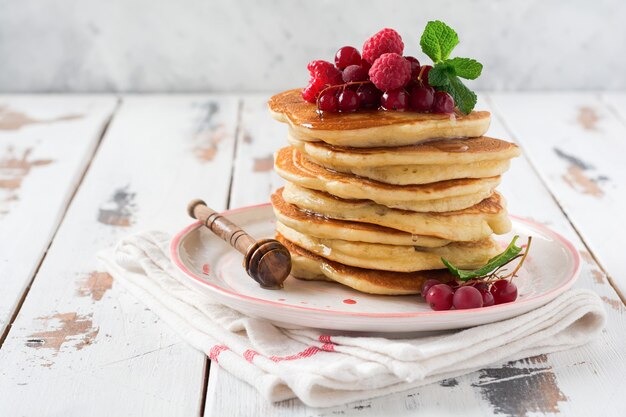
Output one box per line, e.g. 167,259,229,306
470,282,494,306
404,56,421,79
445,279,460,290
432,91,455,114
409,86,434,112
357,84,382,109
360,58,372,72
471,282,490,293
425,284,454,311
338,89,360,112
419,65,433,87
381,89,408,111
318,90,339,112
421,279,442,298
453,286,483,309
481,290,495,307
335,46,362,70
342,65,369,83
490,280,518,304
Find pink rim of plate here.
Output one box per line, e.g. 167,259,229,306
170,203,581,318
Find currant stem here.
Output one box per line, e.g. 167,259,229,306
506,236,532,283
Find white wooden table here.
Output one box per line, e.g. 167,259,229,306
0,93,625,417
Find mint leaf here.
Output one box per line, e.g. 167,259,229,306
427,62,477,114
441,236,523,281
427,63,454,87
420,21,459,63
447,57,483,80
439,76,477,115
419,21,483,114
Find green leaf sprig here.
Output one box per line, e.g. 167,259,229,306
419,21,483,115
441,235,532,282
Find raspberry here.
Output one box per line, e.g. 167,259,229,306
307,60,331,73
362,28,404,64
307,60,342,86
301,78,324,103
368,53,411,91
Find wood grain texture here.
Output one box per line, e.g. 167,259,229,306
1,93,624,417
229,95,286,208
0,96,117,335
204,94,626,417
489,93,626,300
0,96,240,416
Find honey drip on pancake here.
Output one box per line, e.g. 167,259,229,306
269,89,488,131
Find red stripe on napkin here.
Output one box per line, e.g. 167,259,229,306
209,345,229,363
243,349,259,363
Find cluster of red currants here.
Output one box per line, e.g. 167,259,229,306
302,29,456,114
421,279,518,311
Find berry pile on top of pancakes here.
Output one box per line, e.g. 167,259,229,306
268,23,521,297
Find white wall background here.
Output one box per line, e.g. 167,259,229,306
0,0,624,92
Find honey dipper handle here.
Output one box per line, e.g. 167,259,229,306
187,199,256,254
186,199,291,289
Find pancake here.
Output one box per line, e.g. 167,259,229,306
277,222,500,272
288,135,521,166
282,184,511,241
275,146,500,212
315,159,511,185
271,188,450,247
269,89,491,148
278,234,454,295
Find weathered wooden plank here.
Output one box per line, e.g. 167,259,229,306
489,92,626,299
602,93,626,123
205,94,626,417
229,95,285,208
0,96,117,335
0,96,240,416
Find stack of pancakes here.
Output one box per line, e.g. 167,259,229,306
268,89,521,295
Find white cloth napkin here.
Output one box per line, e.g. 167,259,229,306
98,231,606,408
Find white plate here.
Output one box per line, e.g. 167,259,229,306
170,204,580,333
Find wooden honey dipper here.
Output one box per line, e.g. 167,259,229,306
187,199,291,289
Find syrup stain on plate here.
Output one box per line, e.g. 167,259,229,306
343,299,357,305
